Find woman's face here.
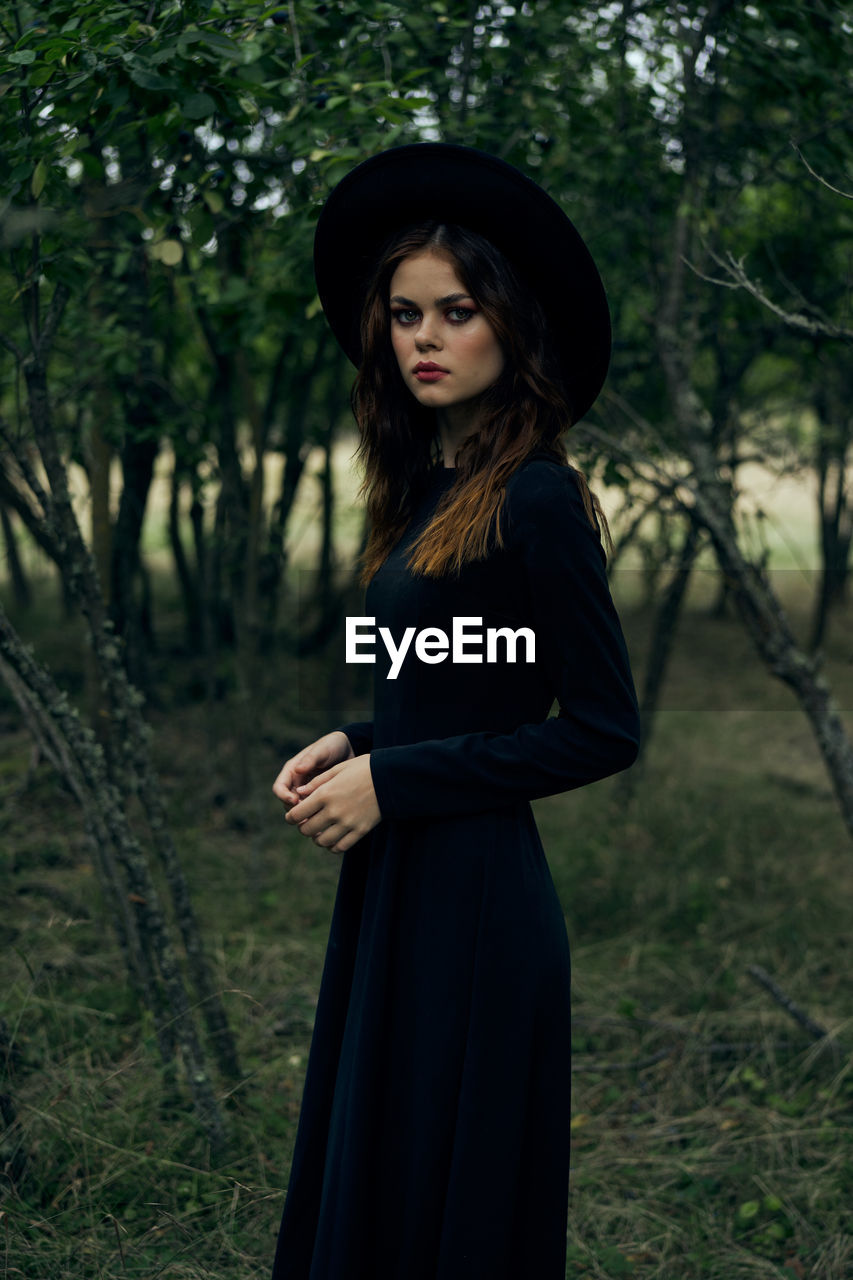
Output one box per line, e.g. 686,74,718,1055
388,250,505,418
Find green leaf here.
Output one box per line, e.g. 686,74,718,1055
237,64,267,85
43,44,72,64
203,190,224,214
31,160,47,200
9,49,37,65
238,94,259,123
182,92,217,120
111,250,131,278
196,30,242,59
28,65,54,88
128,66,172,91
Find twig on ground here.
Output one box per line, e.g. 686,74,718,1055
14,882,90,919
572,1047,675,1072
747,964,831,1041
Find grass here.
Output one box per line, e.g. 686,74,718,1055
2,493,853,1277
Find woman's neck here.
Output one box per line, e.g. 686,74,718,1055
436,404,479,470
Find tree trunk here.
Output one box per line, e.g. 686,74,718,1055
13,289,239,1097
0,503,30,608
810,395,852,652
669,405,853,840
617,517,702,804
652,113,853,839
190,477,218,709
261,333,329,641
168,461,203,652
0,613,224,1145
111,433,160,692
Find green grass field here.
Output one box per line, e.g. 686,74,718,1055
1,457,852,1278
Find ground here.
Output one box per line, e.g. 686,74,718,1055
1,447,851,1278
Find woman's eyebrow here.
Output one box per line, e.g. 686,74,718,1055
390,292,476,307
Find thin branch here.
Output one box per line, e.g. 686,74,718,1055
571,1039,803,1073
179,251,222,364
35,281,71,361
15,882,90,919
287,0,301,60
0,457,61,563
378,33,392,82
572,406,692,499
456,0,478,129
684,247,853,340
0,330,25,363
287,0,304,91
747,964,832,1042
606,486,671,568
0,418,55,525
572,1047,674,1073
790,140,853,200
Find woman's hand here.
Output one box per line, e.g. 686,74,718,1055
272,731,354,807
283,755,381,855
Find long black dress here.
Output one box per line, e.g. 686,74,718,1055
272,452,640,1280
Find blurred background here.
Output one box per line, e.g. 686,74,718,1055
1,2,852,1276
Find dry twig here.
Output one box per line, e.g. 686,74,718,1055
747,964,832,1042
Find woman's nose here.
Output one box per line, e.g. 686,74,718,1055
415,314,441,349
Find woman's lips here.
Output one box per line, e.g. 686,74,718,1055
414,364,449,383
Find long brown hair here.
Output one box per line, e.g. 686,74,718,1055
350,222,612,585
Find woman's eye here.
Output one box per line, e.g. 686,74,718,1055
392,308,419,325
447,307,475,323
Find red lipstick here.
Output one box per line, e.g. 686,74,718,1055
414,361,449,383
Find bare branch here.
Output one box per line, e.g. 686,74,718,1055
573,402,695,500
747,964,831,1042
0,457,61,563
684,247,853,340
378,33,392,82
0,330,25,362
604,484,685,574
179,251,222,364
0,418,55,526
572,1047,674,1073
790,140,853,201
287,0,302,61
36,281,71,360
456,0,478,129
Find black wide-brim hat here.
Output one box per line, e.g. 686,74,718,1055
313,142,611,424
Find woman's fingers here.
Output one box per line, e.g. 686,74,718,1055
280,756,380,853
310,822,347,852
273,752,323,804
284,789,326,832
273,734,353,808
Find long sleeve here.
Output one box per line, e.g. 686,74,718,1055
367,462,640,821
336,721,374,757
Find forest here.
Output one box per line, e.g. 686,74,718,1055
1,1,852,1276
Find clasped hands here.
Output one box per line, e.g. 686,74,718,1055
272,730,382,855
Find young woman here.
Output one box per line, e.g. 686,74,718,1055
271,143,641,1280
